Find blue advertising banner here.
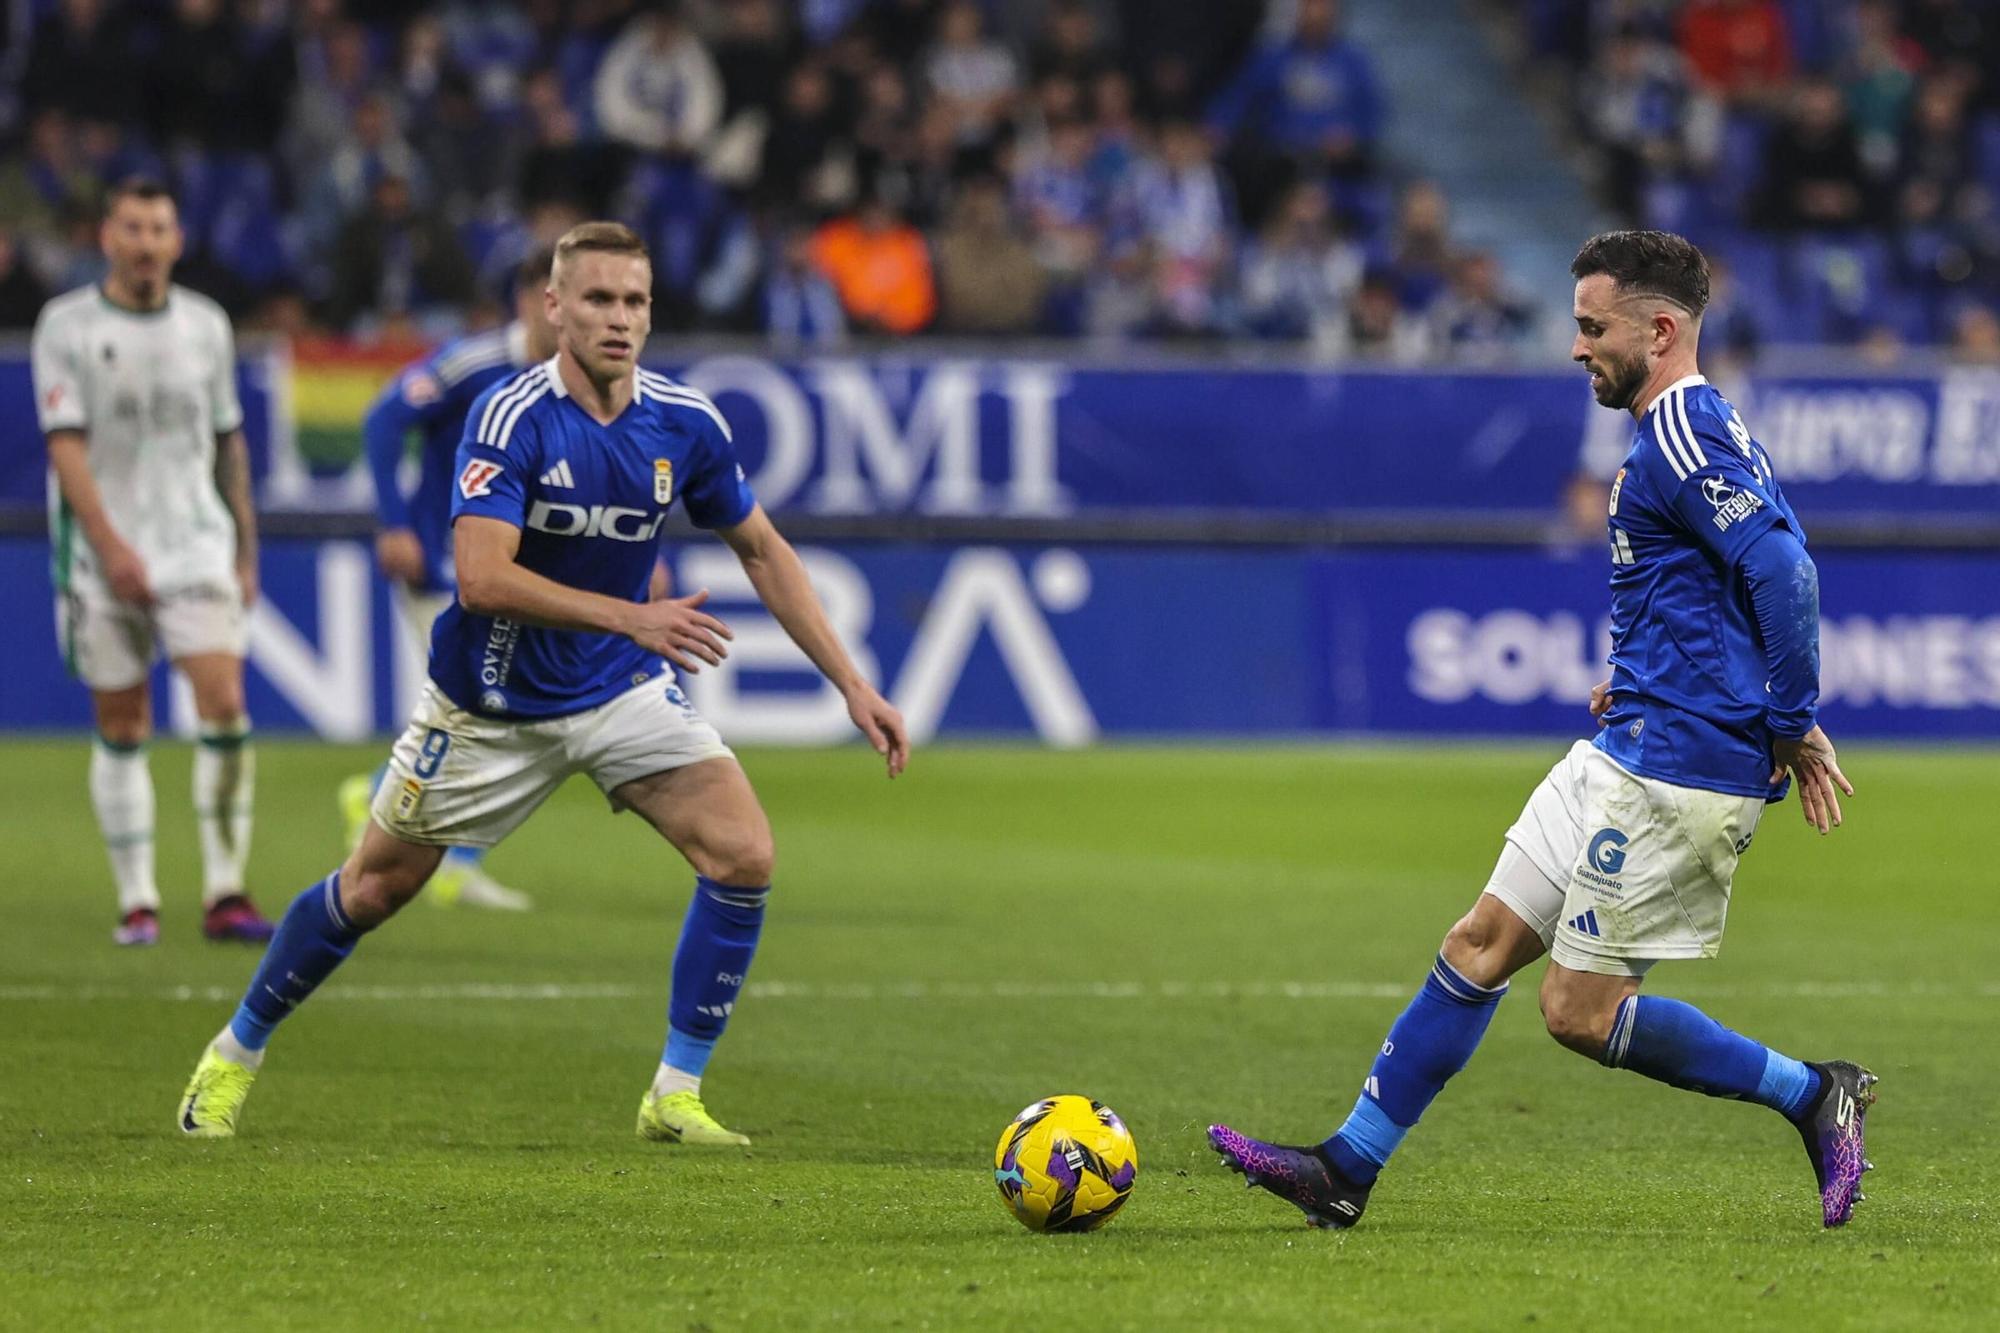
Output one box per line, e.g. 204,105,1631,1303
2,537,1995,742
4,348,1997,522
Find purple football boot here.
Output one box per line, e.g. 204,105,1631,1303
1797,1061,1878,1228
1207,1124,1371,1229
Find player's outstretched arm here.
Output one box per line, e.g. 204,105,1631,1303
47,430,151,606
454,515,733,677
716,505,909,778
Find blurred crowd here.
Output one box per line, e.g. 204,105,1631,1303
1507,0,2000,363
0,0,1540,360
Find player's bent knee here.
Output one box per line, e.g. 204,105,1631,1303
1538,978,1613,1058
338,842,439,927
693,827,776,887
1441,904,1531,991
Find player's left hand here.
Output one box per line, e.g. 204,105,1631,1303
844,681,909,779
1588,678,1613,725
1770,725,1854,835
236,558,259,608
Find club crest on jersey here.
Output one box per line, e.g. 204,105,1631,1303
654,458,674,504
1608,468,1625,517
459,459,503,500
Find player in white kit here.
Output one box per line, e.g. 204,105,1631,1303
30,178,275,946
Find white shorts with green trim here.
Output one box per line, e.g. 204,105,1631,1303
1482,740,1765,977
371,677,734,849
56,581,247,692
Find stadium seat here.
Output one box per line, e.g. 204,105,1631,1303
1709,114,1771,223
1977,113,2000,196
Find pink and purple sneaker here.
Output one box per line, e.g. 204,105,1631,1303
1797,1060,1878,1228
1207,1123,1373,1229
202,894,277,944
113,907,159,947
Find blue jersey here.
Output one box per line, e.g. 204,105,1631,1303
431,359,757,719
1594,375,1806,800
363,324,532,592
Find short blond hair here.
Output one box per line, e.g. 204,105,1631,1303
552,221,649,286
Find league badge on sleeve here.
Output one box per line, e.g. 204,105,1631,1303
459,459,503,500
654,458,674,504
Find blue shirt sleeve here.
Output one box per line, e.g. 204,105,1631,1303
361,362,453,530
1739,525,1820,738
1344,45,1383,143
1206,47,1278,138
1637,407,1789,569
678,411,758,530
449,388,541,531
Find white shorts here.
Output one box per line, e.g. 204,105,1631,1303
371,677,734,849
394,585,454,643
57,581,248,692
1483,740,1765,976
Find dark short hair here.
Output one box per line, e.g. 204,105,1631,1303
104,176,175,215
1570,230,1709,317
515,246,556,292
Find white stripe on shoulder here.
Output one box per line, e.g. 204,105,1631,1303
1653,407,1693,481
1671,387,1707,470
435,332,511,386
490,378,551,451
639,375,732,442
477,367,548,445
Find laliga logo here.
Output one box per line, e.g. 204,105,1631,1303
1701,476,1735,509
1587,828,1629,876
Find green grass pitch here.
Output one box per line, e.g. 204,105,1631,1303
2,738,1995,1330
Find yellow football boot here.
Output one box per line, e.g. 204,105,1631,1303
637,1089,750,1146
178,1045,258,1138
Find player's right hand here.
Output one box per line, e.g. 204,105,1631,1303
100,538,151,606
376,528,427,584
626,589,733,675
1588,678,1613,725
1770,725,1854,835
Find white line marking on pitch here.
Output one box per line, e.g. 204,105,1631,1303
0,980,1993,1003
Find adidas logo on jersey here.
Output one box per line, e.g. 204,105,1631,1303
1565,909,1603,938
538,458,576,488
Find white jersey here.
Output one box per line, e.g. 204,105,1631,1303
31,283,245,597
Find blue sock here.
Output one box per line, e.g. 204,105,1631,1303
661,877,768,1078
227,872,364,1051
1603,995,1821,1120
442,845,485,869
1323,954,1508,1185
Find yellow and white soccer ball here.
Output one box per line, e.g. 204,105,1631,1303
993,1095,1139,1233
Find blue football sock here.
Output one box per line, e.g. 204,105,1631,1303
1323,954,1508,1185
442,845,485,868
661,877,768,1078
1603,995,1821,1120
228,872,364,1052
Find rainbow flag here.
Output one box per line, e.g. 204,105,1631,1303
288,338,422,474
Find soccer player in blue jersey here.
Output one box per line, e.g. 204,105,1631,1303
1210,230,1876,1230
332,250,561,912
177,222,909,1144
